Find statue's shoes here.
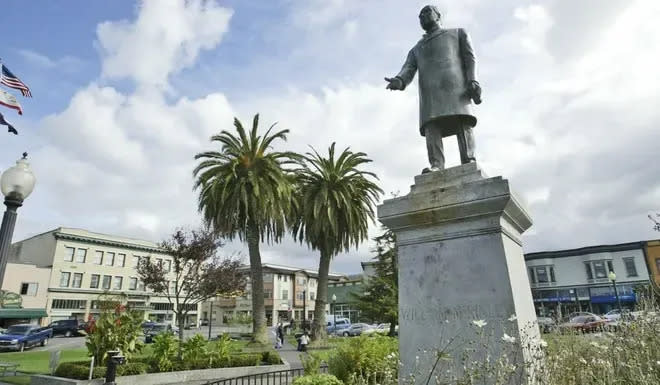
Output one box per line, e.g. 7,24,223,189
421,167,441,174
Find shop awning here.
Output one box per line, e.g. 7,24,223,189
0,308,48,319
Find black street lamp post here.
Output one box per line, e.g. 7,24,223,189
608,271,623,314
302,290,306,331
0,153,36,286
331,294,337,336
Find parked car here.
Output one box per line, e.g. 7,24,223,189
144,323,175,343
603,309,633,322
326,316,351,335
0,324,53,351
48,319,85,337
341,323,372,337
537,317,556,333
363,323,398,336
559,315,608,333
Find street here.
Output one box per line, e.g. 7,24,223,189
0,326,233,354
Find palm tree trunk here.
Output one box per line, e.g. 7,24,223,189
312,249,331,341
247,223,268,344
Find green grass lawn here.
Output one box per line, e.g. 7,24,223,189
1,375,30,385
0,348,89,374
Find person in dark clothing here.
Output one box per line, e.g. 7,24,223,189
276,323,284,347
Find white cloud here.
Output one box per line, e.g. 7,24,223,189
18,49,83,70
96,0,232,90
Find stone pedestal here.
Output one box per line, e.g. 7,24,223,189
377,163,540,384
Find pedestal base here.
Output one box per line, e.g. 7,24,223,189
378,163,540,384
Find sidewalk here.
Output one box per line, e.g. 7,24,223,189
271,328,304,369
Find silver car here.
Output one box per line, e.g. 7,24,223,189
345,323,374,337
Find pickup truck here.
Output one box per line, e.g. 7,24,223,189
0,324,53,352
48,319,85,337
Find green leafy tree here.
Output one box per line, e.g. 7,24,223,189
292,143,382,341
85,294,144,365
137,227,246,357
194,114,299,344
352,229,398,336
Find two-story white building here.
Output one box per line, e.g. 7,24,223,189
525,241,651,317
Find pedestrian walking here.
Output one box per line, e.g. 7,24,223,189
277,323,284,347
299,331,309,352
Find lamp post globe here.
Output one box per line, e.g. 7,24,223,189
0,153,36,286
608,271,616,282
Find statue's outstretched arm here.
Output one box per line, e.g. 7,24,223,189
386,49,417,91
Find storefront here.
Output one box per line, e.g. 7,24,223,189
0,290,48,327
533,284,637,318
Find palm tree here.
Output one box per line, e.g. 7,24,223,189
292,143,383,341
193,114,298,344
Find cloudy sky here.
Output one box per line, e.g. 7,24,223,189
0,0,658,274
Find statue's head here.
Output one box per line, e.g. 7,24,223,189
419,5,441,32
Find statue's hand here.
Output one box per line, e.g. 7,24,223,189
468,81,482,104
385,77,404,91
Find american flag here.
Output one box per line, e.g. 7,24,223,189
1,64,32,97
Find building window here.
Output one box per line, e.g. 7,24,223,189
164,260,171,272
117,253,126,267
297,278,306,285
310,279,316,287
75,248,87,263
264,273,273,281
106,252,115,266
607,260,614,274
64,247,75,262
585,263,593,280
102,275,112,290
264,290,272,299
94,250,104,265
169,281,176,293
656,258,660,273
133,255,140,268
129,277,138,290
529,266,556,284
296,291,305,300
277,274,282,281
282,290,288,300
52,299,86,310
592,261,608,279
283,275,287,282
310,292,316,300
623,258,638,277
59,272,71,287
138,280,145,291
90,274,100,289
113,276,123,290
20,282,38,296
72,273,83,288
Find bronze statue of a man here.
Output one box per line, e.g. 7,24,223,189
386,5,482,173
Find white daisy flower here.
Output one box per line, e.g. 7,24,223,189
472,319,487,328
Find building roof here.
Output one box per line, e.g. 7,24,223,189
525,241,644,261
242,262,346,279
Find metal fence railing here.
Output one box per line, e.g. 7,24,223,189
205,366,328,385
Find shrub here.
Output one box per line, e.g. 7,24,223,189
230,353,261,367
85,298,144,364
182,334,208,363
326,335,397,384
208,333,235,367
54,362,106,380
117,362,148,376
292,374,343,385
302,352,324,375
262,350,282,365
150,332,178,372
